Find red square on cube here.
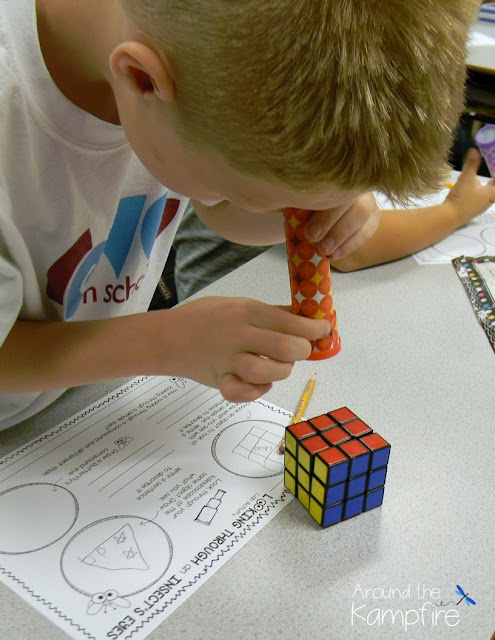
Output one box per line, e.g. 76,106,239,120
329,407,357,424
342,419,373,438
288,421,316,440
308,414,337,433
321,426,350,446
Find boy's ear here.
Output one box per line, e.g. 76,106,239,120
109,42,175,102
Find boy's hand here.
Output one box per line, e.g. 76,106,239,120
303,192,381,260
445,149,495,225
165,297,332,403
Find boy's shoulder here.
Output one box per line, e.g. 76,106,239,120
0,1,38,104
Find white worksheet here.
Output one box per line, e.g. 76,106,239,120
0,376,293,640
374,177,495,265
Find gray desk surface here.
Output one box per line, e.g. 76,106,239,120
1,247,494,640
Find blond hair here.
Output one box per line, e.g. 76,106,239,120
121,0,478,201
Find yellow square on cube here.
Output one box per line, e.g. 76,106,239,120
285,430,298,456
314,455,329,485
311,476,326,504
297,446,311,471
284,469,297,496
298,485,310,510
309,497,323,525
284,450,297,477
298,465,310,491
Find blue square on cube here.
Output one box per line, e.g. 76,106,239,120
326,482,346,505
368,467,387,491
371,447,390,470
365,487,385,511
350,454,369,477
328,460,349,486
347,474,367,498
323,502,343,527
344,494,364,519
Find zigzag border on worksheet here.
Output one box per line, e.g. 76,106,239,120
0,565,96,640
253,399,291,419
0,377,149,466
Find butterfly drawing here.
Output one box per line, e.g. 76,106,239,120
455,585,476,607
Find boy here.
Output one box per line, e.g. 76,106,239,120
0,0,478,429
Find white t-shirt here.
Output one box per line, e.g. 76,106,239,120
0,0,188,429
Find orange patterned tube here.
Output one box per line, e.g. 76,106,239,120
283,208,341,360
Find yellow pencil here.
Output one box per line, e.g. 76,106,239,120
279,373,316,453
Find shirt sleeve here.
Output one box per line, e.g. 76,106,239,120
0,189,23,348
0,187,66,430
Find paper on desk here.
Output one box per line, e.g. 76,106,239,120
0,377,293,640
374,183,495,265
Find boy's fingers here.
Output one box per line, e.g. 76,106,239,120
219,374,272,403
325,199,381,258
304,193,380,256
232,352,294,384
304,206,346,243
254,304,331,342
330,226,369,260
243,327,312,362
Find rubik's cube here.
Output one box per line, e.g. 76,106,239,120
284,407,390,527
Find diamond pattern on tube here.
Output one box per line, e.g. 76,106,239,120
283,208,341,360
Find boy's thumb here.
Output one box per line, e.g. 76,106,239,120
464,148,482,170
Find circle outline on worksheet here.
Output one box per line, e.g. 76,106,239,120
0,483,79,555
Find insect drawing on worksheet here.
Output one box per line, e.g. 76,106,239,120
87,589,131,615
114,436,133,450
169,376,186,388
